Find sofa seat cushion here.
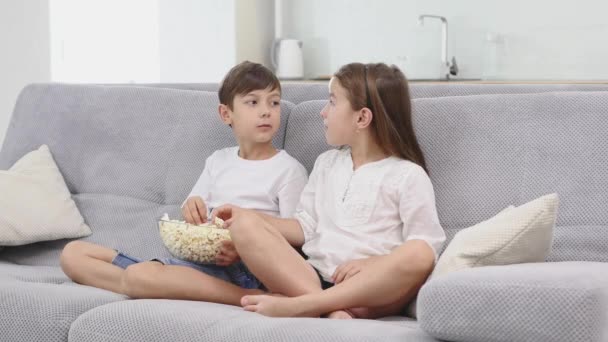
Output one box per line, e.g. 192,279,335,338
0,263,125,342
418,261,608,342
69,299,439,342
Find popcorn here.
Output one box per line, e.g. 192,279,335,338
158,214,230,263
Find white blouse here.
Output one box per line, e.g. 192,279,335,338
294,148,446,281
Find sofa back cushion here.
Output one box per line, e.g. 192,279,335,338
0,84,293,265
138,82,608,101
284,92,608,262
139,82,330,105
409,83,608,99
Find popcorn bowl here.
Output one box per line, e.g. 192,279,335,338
158,214,230,263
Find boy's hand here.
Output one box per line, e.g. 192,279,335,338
215,240,240,266
182,196,207,225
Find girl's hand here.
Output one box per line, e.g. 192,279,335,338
215,240,240,266
210,204,241,228
332,257,379,284
181,196,207,225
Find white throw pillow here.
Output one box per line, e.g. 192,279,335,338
406,193,559,318
0,145,91,245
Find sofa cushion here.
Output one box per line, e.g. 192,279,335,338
407,194,558,318
412,92,608,262
69,299,439,342
432,193,557,278
417,261,608,342
0,84,293,205
281,82,330,104
0,194,177,266
284,92,608,263
409,83,608,99
0,84,294,266
0,263,124,342
129,82,331,105
283,100,331,173
130,82,608,101
0,145,91,246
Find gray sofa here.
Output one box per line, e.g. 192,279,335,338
1,82,607,342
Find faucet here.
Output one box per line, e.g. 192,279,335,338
418,14,458,80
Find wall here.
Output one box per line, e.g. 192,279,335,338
159,0,236,83
0,0,51,145
236,0,275,68
50,0,160,83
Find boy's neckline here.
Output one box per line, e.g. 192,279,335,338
236,147,282,162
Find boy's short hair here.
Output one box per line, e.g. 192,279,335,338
218,61,281,109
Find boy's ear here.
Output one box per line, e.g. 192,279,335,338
356,107,373,130
218,104,232,127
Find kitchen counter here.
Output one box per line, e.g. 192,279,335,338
284,78,608,84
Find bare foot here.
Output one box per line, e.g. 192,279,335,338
241,295,311,317
326,310,353,319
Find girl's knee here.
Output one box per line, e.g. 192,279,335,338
229,212,263,241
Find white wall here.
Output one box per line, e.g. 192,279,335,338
159,0,236,83
285,0,608,80
0,0,51,145
236,0,275,68
50,0,160,83
158,0,274,83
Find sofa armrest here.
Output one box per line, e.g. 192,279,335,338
417,261,608,342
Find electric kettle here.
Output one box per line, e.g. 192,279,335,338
271,39,304,80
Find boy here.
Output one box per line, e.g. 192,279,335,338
60,61,308,305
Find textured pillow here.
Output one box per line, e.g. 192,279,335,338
407,193,559,317
0,145,91,245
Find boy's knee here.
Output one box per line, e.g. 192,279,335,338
121,262,162,298
62,240,86,256
60,241,87,275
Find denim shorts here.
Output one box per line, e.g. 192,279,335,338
112,252,262,289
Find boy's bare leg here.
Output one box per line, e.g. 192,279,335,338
240,240,434,318
60,240,126,294
60,241,265,304
228,211,323,297
120,261,264,305
121,262,266,305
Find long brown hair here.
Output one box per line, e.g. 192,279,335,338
334,63,428,173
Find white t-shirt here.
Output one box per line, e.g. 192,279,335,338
294,148,446,281
186,147,308,218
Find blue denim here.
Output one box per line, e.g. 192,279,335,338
111,252,261,289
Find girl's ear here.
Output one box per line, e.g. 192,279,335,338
218,104,232,127
356,107,374,130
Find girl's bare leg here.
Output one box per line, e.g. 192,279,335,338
241,240,434,318
60,240,126,294
228,211,323,297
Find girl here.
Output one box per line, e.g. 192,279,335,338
213,62,446,319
